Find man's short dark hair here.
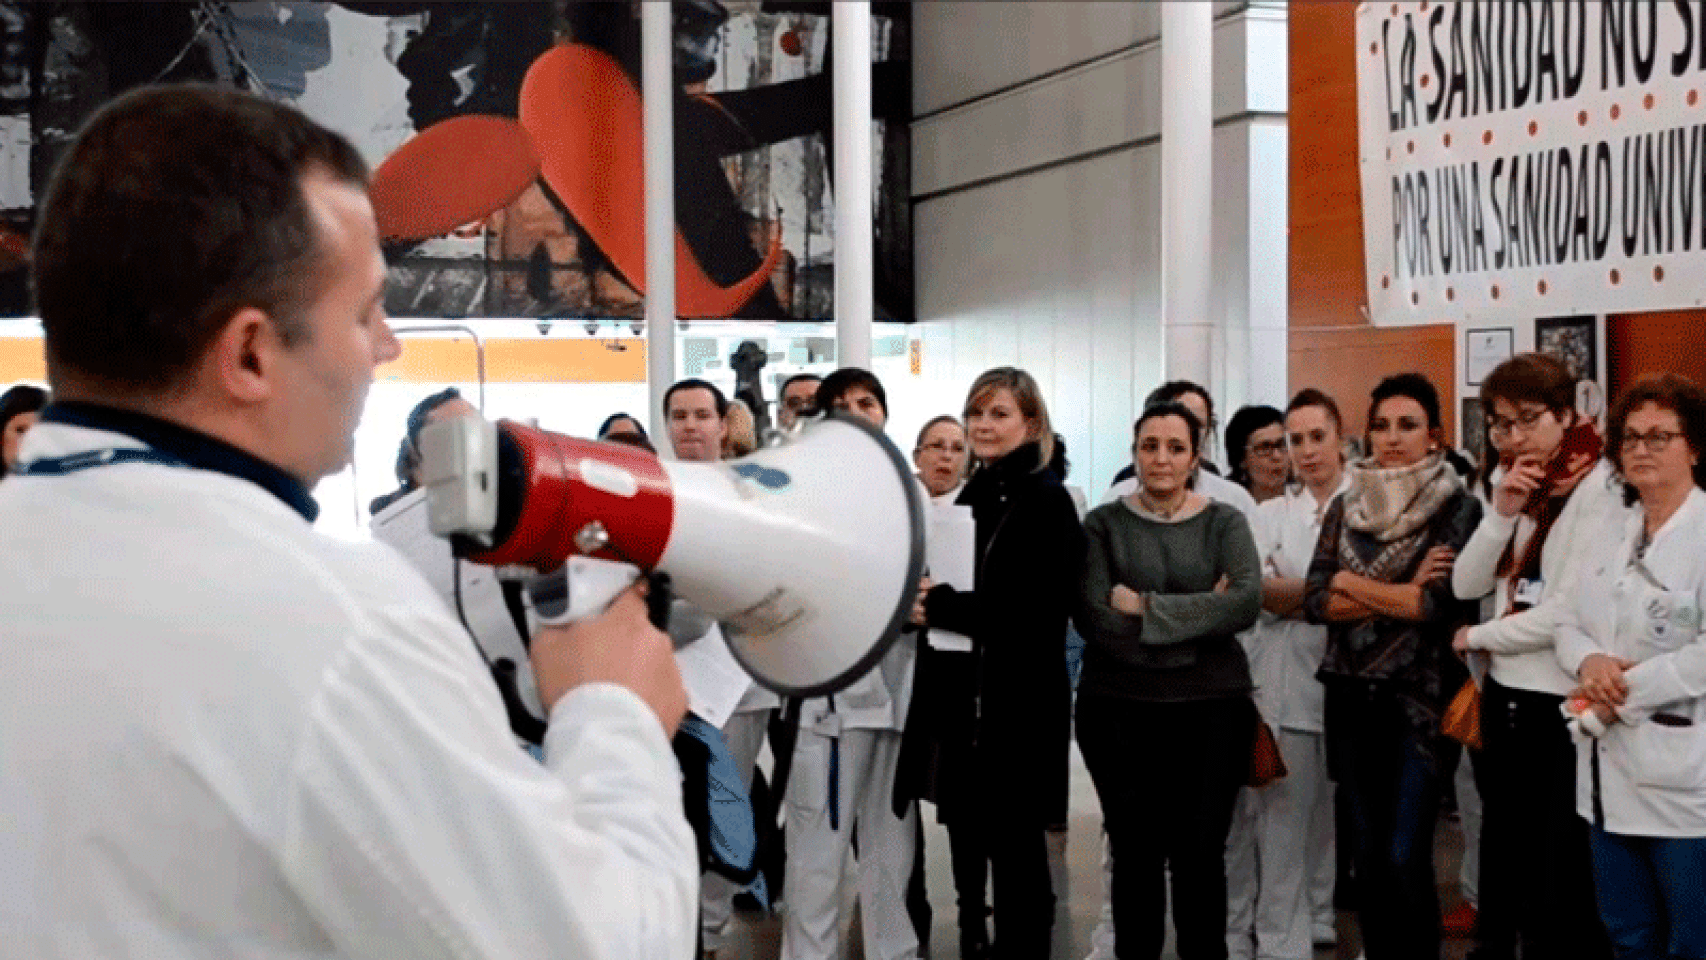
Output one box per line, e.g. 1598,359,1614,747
815,367,887,418
32,85,369,394
663,378,728,417
1145,380,1216,423
781,373,822,396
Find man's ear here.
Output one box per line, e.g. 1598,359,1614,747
207,307,281,404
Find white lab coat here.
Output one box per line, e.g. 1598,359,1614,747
1557,486,1706,837
1452,459,1628,695
1225,482,1344,960
0,422,697,960
780,482,927,960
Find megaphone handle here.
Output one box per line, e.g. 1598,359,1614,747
491,658,548,746
645,572,674,632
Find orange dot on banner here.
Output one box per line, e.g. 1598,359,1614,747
1371,41,1379,55
1421,74,1430,88
1578,110,1589,126
1610,268,1622,285
1691,90,1701,106
1538,279,1549,295
1411,291,1420,306
1529,120,1540,136
1655,265,1666,282
1408,140,1416,154
1391,3,1399,13
1382,275,1391,289
1646,93,1656,110
1444,132,1453,148
1612,104,1622,120
1491,284,1502,300
780,30,803,56
1446,287,1455,301
1483,130,1494,145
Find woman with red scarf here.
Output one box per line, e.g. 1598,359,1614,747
1449,353,1621,960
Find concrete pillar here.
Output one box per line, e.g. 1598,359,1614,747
642,0,677,428
833,1,874,369
1160,1,1215,390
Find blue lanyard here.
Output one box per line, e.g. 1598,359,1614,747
13,447,189,477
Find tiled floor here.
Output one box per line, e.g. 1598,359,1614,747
712,741,1476,959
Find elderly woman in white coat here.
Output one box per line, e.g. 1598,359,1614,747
1558,373,1706,960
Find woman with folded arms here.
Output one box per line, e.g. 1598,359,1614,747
1558,373,1706,960
1303,372,1482,960
1076,400,1262,960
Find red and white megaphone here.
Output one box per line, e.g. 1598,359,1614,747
416,413,926,697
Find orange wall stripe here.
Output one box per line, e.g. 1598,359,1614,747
379,337,645,384
0,338,45,383
0,337,645,385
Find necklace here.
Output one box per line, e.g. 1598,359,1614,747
1137,488,1188,519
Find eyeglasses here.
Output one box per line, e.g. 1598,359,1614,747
1486,406,1551,440
1620,430,1686,454
1247,439,1286,458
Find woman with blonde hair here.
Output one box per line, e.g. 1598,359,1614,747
723,398,758,458
913,367,1084,959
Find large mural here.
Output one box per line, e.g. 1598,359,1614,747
0,1,912,321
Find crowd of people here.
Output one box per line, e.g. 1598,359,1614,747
361,350,1705,960
2,85,1704,960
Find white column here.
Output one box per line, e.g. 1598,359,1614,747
833,0,873,370
642,0,677,429
1160,1,1214,390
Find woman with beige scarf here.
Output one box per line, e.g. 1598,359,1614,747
1303,373,1483,960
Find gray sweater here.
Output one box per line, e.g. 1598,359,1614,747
1075,499,1262,702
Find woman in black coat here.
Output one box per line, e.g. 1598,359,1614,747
914,366,1086,960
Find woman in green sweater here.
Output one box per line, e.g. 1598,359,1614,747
1075,400,1263,960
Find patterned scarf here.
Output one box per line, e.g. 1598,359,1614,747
1494,420,1604,612
1338,451,1463,582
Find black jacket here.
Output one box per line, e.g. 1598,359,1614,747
920,442,1086,825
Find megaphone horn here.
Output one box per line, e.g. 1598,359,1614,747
418,413,926,698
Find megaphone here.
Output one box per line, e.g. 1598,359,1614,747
417,413,925,697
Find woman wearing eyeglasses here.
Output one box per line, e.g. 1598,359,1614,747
1226,405,1291,505
1444,354,1620,960
1556,373,1706,960
1302,373,1483,960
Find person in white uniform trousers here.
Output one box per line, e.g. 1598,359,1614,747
1559,373,1706,960
664,377,783,957
781,368,921,960
1224,390,1348,960
0,86,696,960
1089,384,1258,960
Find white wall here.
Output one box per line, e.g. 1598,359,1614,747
911,1,1288,494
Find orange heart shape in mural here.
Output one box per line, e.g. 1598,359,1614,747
518,43,783,318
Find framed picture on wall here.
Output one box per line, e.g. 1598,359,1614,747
1535,315,1598,383
1465,328,1514,386
1461,397,1488,466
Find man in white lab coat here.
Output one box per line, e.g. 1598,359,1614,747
0,86,696,960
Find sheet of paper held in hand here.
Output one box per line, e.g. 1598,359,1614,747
673,622,752,729
371,490,541,715
926,502,976,652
